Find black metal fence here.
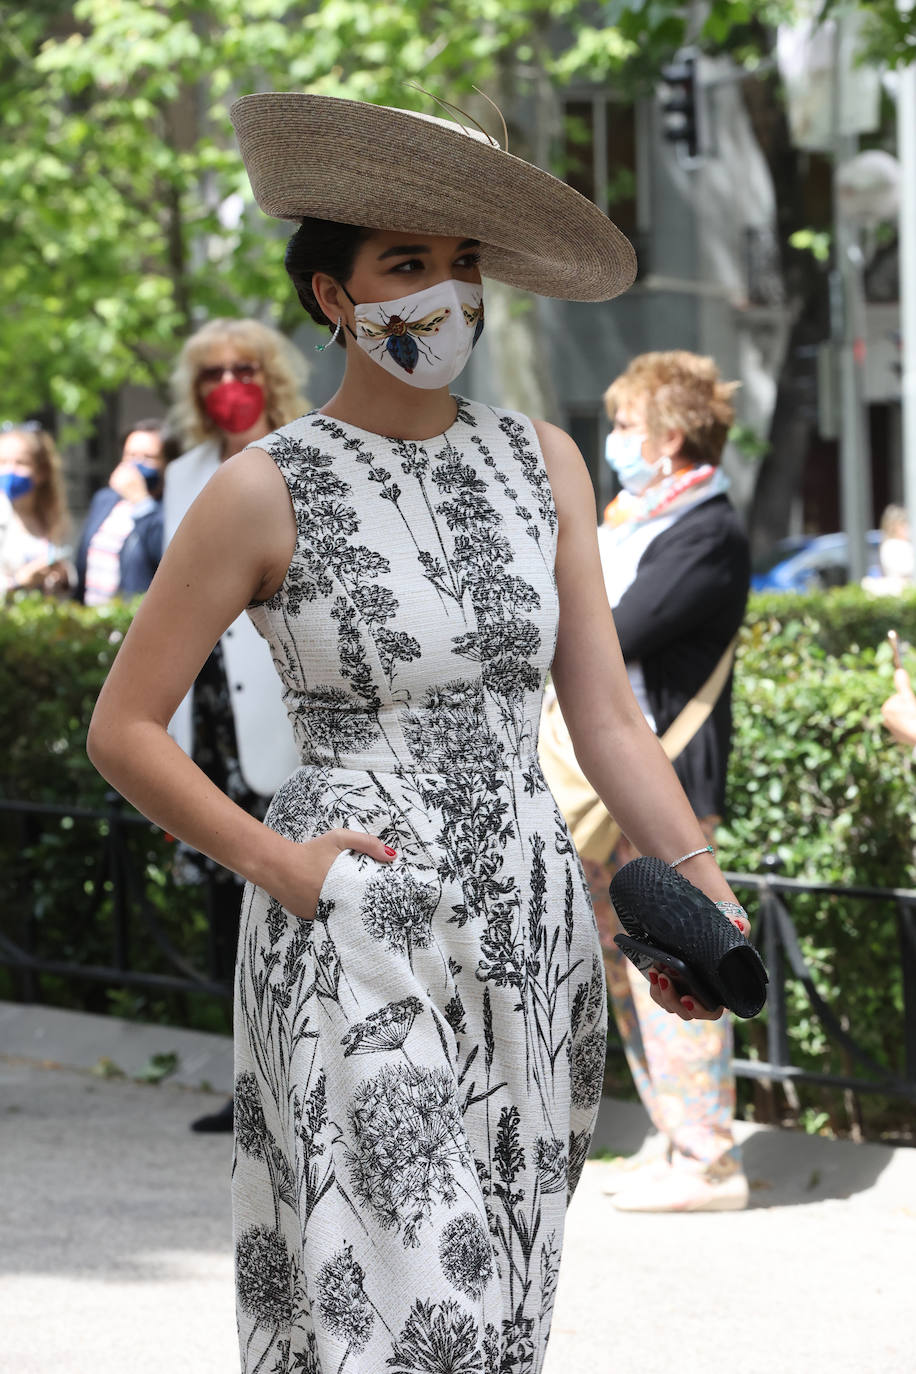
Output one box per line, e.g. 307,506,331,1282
727,863,916,1104
2,796,915,1103
0,795,230,1004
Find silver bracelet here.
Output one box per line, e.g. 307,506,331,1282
669,844,714,869
715,900,748,925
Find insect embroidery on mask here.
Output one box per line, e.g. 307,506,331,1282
462,300,485,345
356,305,451,373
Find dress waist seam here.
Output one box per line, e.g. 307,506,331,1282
293,755,542,779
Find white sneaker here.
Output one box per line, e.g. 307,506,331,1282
610,1159,749,1213
601,1134,670,1197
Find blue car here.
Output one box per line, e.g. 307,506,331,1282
751,531,882,592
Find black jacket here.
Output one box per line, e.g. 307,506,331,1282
612,494,750,818
74,488,163,603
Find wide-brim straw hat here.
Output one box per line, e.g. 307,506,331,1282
230,93,637,302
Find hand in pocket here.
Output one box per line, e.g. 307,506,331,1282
284,827,396,921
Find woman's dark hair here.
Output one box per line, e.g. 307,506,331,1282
119,416,180,463
284,217,371,349
119,417,163,447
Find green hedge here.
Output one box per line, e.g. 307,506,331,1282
0,594,225,1032
718,587,916,1117
0,595,136,803
723,586,916,886
2,587,916,1102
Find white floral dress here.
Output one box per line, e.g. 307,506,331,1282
233,398,606,1374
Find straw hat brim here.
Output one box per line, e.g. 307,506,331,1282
230,93,637,303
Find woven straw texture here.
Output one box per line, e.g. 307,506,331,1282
230,92,637,301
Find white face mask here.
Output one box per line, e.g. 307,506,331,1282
346,278,485,390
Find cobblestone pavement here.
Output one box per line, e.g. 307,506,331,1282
2,1005,914,1374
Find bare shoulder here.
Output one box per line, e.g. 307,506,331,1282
168,445,297,601
204,445,292,518
531,418,596,526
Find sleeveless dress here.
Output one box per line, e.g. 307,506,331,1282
233,397,606,1374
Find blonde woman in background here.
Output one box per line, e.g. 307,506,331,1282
169,317,308,458
0,424,73,594
166,318,308,1132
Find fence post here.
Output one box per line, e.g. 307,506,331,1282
761,854,790,1072
19,808,39,1004
106,792,131,976
898,897,916,1087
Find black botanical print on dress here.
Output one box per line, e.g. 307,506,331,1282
234,400,607,1373
438,1211,494,1299
345,1062,473,1248
236,1225,293,1329
360,868,439,962
340,995,424,1059
316,1245,375,1356
388,1298,483,1374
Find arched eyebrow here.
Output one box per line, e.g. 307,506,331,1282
376,239,481,261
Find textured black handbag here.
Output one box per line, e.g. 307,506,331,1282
609,856,768,1019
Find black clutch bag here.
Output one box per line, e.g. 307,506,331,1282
609,856,768,1019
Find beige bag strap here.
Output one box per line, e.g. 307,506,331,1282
657,633,739,761
537,635,739,864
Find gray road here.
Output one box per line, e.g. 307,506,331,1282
2,1004,914,1374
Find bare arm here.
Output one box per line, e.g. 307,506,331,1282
882,668,916,748
535,420,743,1017
87,448,392,917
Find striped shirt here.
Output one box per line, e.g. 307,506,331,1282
84,500,135,605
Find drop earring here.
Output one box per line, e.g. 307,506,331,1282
315,317,342,353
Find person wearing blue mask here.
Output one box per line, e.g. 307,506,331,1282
0,424,73,594
542,349,751,1213
74,419,177,605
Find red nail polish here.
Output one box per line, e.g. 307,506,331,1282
383,845,396,857
658,976,669,991
648,970,659,985
682,998,695,1011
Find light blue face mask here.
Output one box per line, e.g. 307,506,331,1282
604,428,661,495
0,471,34,502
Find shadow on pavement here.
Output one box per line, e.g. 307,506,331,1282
589,1091,906,1207
738,1124,900,1208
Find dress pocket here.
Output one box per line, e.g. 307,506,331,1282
313,847,367,925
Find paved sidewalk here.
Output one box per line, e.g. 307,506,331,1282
2,1003,914,1373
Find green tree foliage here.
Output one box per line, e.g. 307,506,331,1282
853,0,916,66
0,0,608,427
2,0,914,430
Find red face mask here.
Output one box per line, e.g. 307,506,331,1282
203,379,265,434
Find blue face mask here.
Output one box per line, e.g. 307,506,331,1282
604,428,660,495
0,471,34,502
134,463,162,494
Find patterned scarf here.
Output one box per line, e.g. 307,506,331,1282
603,463,729,530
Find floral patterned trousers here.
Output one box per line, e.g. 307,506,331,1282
582,832,740,1172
